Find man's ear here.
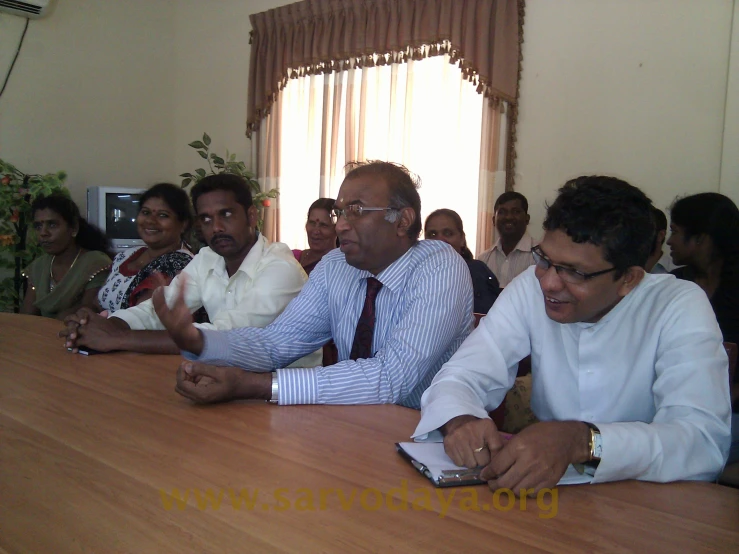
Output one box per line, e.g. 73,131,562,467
396,207,416,238
617,266,645,298
657,229,666,247
525,213,531,225
247,204,259,227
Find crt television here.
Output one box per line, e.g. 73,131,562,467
87,186,147,252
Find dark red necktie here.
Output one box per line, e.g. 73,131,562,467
350,277,383,360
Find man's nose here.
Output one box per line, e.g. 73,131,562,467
212,216,226,233
335,214,351,234
537,265,565,292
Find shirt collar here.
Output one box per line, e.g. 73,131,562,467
351,243,418,293
493,232,534,253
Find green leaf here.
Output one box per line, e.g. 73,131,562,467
195,168,207,178
188,141,206,149
203,133,211,146
181,178,192,188
179,173,193,178
213,156,225,166
198,151,208,159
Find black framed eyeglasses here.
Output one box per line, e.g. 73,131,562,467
532,246,617,283
330,205,399,224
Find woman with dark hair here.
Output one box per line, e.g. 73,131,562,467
668,192,739,343
98,183,194,313
424,209,500,314
668,192,739,464
22,193,112,320
293,198,337,275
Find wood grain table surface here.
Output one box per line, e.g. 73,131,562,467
1,313,738,553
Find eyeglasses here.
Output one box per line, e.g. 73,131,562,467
531,246,617,283
330,205,398,224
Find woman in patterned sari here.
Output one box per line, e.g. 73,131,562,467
98,183,194,313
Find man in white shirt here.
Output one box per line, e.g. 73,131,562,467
414,175,731,492
62,174,320,367
477,192,536,287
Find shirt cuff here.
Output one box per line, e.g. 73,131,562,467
588,422,647,483
276,367,318,405
182,328,231,364
412,402,490,440
412,382,491,439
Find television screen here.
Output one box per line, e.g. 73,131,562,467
105,193,142,240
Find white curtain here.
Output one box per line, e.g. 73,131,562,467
257,54,508,254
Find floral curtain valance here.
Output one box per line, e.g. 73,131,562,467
247,0,524,138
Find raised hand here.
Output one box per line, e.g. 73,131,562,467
152,272,203,354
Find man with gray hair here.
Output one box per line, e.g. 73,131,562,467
154,161,474,409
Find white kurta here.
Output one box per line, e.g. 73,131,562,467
414,267,731,484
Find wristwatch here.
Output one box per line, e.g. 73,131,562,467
584,422,602,475
268,372,279,404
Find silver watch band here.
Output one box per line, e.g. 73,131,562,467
269,372,279,404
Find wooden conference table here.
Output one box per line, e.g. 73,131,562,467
1,313,738,553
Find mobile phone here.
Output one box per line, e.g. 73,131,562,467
67,347,103,356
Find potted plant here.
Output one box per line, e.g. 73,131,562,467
179,133,278,230
0,159,68,313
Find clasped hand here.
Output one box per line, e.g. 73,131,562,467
443,416,588,495
175,361,272,403
60,307,128,352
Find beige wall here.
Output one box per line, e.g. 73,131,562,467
1,0,736,234
0,0,292,211
515,0,736,235
0,0,177,211
171,0,293,179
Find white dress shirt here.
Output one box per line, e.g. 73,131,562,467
113,234,322,367
477,233,536,287
413,267,731,484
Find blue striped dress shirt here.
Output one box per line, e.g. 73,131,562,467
191,240,474,409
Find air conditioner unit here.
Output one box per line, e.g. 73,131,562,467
0,0,56,19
